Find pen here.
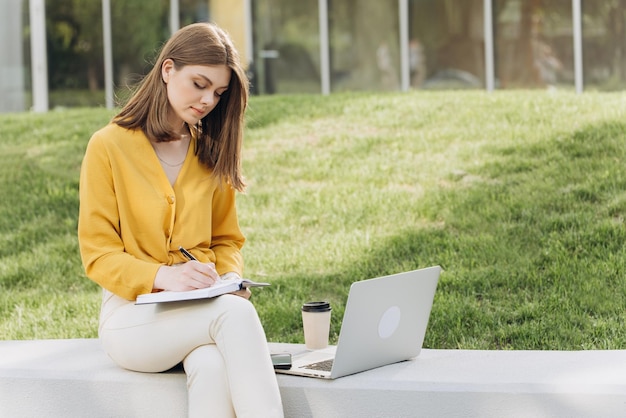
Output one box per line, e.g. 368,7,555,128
179,246,226,284
179,246,198,261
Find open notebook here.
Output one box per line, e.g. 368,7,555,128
135,278,269,304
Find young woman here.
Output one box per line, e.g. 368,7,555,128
78,23,283,417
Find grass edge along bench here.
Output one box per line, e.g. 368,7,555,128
1,339,625,417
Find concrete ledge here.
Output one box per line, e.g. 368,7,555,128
1,339,625,417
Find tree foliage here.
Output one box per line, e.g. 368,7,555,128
44,0,168,91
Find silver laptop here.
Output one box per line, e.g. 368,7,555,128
276,265,441,379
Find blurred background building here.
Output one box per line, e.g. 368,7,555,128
1,0,625,112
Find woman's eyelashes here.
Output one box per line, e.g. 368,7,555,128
192,77,227,99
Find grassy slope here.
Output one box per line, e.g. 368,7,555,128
1,91,625,349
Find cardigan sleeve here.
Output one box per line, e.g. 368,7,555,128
210,184,245,276
78,130,160,300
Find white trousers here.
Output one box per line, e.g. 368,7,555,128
99,290,284,418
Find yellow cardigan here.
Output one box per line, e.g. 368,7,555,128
78,123,245,300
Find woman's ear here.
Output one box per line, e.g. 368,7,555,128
161,59,174,83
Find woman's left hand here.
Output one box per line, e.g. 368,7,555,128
231,288,251,300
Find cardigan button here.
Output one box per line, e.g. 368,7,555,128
167,195,175,204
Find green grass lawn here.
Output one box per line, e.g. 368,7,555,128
1,91,625,349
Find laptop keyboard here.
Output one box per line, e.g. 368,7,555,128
303,359,334,372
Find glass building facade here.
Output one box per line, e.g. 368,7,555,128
2,0,626,112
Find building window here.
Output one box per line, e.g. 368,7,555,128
251,0,321,94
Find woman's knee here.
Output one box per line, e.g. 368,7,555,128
215,294,259,321
208,295,265,338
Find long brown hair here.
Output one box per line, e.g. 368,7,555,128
114,23,248,191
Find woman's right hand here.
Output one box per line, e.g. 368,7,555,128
153,261,219,291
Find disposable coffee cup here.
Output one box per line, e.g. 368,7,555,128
301,301,332,350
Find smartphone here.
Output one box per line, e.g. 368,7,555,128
271,353,292,370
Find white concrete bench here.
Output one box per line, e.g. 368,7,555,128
1,339,625,417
